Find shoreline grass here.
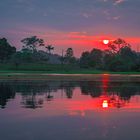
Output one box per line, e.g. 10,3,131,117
0,70,140,75
0,63,140,76
0,70,140,82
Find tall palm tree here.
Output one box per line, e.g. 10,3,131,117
45,45,54,54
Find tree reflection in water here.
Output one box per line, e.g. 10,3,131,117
21,84,54,109
0,80,140,109
0,84,15,109
64,82,75,99
101,74,126,108
45,86,53,101
80,74,140,109
21,92,44,109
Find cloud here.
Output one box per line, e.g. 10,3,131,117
114,0,125,5
82,13,93,18
113,16,121,20
101,0,126,5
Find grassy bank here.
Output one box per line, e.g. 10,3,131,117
0,63,140,75
0,63,102,74
0,72,140,82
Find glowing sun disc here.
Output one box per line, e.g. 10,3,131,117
103,40,109,45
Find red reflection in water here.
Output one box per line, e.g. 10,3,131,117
100,75,128,109
102,74,109,96
101,74,109,109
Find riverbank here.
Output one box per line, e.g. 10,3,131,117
0,71,140,81
0,70,140,74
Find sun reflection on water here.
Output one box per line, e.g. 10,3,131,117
102,100,109,108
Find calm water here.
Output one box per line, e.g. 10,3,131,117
0,76,140,140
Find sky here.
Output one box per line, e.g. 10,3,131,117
0,0,140,56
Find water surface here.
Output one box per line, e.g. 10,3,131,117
0,75,140,140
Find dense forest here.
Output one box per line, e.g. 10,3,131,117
0,36,140,72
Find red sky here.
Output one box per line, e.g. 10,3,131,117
0,0,140,57
2,26,140,57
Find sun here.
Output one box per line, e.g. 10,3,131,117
103,39,109,45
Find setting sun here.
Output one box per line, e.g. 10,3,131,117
103,39,109,45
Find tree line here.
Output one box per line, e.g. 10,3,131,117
80,38,140,71
0,36,140,71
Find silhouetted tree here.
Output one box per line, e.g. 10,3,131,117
45,45,54,54
108,38,130,54
89,48,103,68
21,36,45,52
80,51,90,68
103,49,115,70
64,48,76,64
80,48,103,69
0,38,16,62
65,48,73,58
107,46,138,71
